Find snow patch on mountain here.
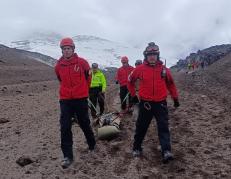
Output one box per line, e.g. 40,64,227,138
3,32,142,67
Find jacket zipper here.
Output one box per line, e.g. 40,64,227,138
69,65,73,98
153,68,155,96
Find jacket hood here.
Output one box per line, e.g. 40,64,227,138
58,53,79,65
143,60,163,67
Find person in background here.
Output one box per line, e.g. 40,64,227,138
187,63,192,71
89,63,107,119
135,59,143,67
192,62,195,71
55,37,96,169
201,61,205,69
115,56,134,113
128,42,180,163
133,59,143,104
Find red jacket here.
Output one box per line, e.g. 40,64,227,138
116,65,134,87
128,61,178,102
55,53,91,100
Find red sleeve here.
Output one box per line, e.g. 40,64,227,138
130,66,135,72
54,62,61,82
127,68,138,97
82,59,91,88
166,68,178,99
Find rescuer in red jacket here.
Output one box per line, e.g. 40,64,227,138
55,37,96,169
128,42,180,163
115,56,134,112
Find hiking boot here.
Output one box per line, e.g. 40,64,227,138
88,145,98,158
89,144,96,151
71,117,78,124
162,151,174,164
61,157,73,169
88,148,96,155
132,150,142,157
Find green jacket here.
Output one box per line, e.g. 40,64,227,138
90,70,107,92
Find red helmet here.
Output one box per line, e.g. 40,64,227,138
121,56,129,63
60,37,75,48
143,42,159,58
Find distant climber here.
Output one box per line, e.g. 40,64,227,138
187,63,192,71
115,56,134,113
135,59,143,67
89,63,107,119
201,61,205,69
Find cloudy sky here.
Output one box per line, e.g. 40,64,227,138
0,0,231,64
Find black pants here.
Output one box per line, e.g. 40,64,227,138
133,100,171,154
59,98,96,159
89,87,105,117
120,86,132,110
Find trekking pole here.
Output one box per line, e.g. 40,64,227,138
121,92,130,105
88,98,99,116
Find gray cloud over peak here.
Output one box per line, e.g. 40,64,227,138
1,0,231,65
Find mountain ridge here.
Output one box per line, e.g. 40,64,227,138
3,33,142,68
172,44,231,69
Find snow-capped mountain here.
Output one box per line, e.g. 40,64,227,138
4,32,142,67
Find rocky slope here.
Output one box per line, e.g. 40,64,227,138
173,44,231,70
0,47,230,179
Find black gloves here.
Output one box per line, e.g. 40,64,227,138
173,98,180,108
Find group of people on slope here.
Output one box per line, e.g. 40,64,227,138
55,38,180,169
187,60,205,71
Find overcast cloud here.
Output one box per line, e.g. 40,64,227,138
0,0,231,64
